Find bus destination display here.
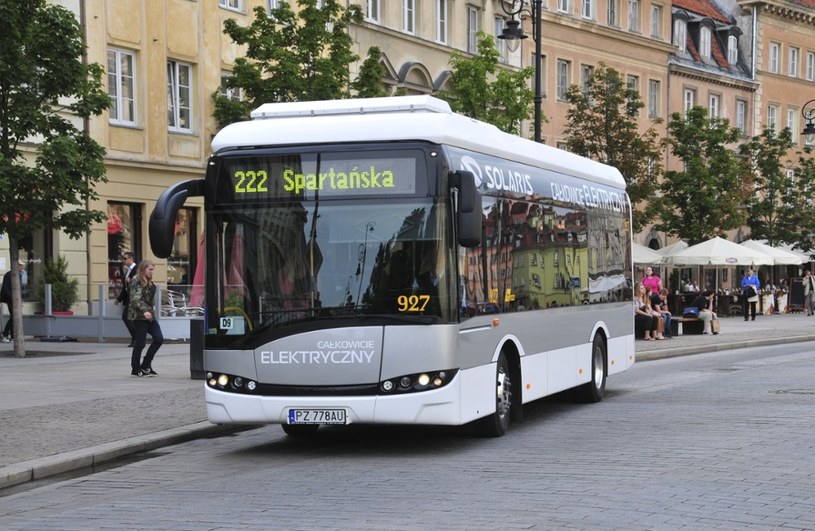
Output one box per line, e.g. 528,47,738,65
224,155,418,200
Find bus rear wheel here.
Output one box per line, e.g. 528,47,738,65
575,335,606,403
281,423,320,437
476,352,512,437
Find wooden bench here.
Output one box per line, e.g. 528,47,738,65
672,317,703,335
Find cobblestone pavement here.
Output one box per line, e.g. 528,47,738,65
1,312,814,490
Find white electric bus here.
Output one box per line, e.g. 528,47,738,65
150,96,635,437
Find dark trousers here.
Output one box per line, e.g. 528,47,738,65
121,310,136,342
131,319,164,371
3,302,13,338
743,299,757,320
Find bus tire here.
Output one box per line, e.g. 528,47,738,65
475,351,512,437
575,334,606,403
281,423,320,437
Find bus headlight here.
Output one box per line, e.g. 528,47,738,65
380,369,458,394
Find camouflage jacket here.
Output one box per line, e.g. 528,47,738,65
127,279,156,321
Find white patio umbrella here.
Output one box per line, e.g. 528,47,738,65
655,240,688,256
632,242,664,264
739,240,804,265
664,236,774,291
758,240,812,264
663,236,774,266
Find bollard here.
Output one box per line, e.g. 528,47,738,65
190,318,205,380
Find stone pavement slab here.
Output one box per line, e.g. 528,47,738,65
2,312,815,490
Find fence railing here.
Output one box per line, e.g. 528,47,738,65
11,285,200,342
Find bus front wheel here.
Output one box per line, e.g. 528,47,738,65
476,352,512,437
575,335,606,403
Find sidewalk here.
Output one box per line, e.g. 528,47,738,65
2,313,815,491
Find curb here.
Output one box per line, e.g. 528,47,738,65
634,334,815,362
0,422,245,491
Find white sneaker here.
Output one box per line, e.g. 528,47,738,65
2,336,10,343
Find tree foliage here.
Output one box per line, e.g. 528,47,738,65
654,107,748,244
442,33,535,136
738,127,815,249
213,0,386,129
563,64,662,233
0,0,110,356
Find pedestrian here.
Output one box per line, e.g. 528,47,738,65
691,289,719,334
641,266,662,294
128,259,163,377
804,270,815,316
1,260,26,343
740,268,761,321
114,251,137,347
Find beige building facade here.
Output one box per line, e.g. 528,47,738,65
6,0,814,316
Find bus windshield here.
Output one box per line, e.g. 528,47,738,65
207,199,457,340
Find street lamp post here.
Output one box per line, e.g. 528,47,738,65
498,0,543,143
802,99,815,144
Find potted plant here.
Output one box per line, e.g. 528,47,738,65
37,256,79,314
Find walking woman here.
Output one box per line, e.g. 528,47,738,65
740,268,761,322
128,259,163,377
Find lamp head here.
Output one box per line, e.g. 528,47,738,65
498,18,527,53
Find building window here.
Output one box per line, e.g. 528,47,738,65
535,53,547,98
167,60,192,132
728,35,738,64
403,0,415,34
769,42,780,73
628,0,639,31
700,26,711,58
107,48,136,126
709,94,720,118
789,47,799,77
366,0,379,22
219,0,241,10
650,5,662,38
736,99,746,135
807,51,815,81
583,0,593,19
107,202,142,301
767,104,779,133
495,18,506,59
436,0,447,43
467,7,478,53
608,0,618,26
557,59,571,100
683,88,696,114
220,72,242,102
648,79,660,118
167,207,198,293
673,19,686,52
580,65,593,94
558,0,570,13
788,109,798,143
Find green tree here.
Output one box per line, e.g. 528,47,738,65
784,146,815,253
0,1,110,357
442,32,535,135
654,107,748,244
213,0,386,129
563,64,662,233
737,127,807,247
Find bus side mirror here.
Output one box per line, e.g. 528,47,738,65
149,179,205,258
449,171,482,248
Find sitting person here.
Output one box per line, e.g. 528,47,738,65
635,283,663,340
691,289,719,334
652,287,673,338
